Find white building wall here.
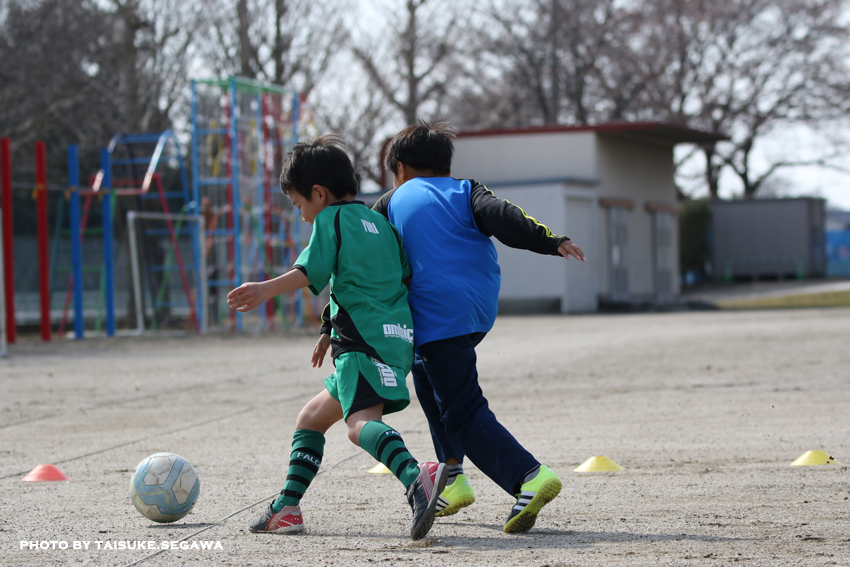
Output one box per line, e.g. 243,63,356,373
452,132,597,182
595,136,679,301
563,190,599,312
449,130,682,310
484,183,597,313
487,184,566,309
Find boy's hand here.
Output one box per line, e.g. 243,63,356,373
227,282,268,312
558,240,586,262
312,333,331,368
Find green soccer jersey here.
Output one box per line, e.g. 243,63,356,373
294,200,413,372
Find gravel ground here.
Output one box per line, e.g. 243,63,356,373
1,308,849,567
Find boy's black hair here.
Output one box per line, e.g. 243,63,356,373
280,134,358,200
384,120,455,176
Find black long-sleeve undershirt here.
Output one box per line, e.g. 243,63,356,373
371,178,569,256
468,181,568,255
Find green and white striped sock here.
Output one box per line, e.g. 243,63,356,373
273,429,325,512
359,421,420,488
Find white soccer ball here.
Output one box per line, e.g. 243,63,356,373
130,452,200,523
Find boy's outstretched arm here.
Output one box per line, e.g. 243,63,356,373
469,182,586,261
227,269,310,312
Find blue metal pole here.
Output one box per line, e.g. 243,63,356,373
230,77,242,331
194,216,204,334
68,145,84,339
292,92,300,145
101,148,115,337
190,82,200,213
291,92,302,326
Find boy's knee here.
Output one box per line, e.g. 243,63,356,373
296,406,324,432
294,410,313,431
346,423,363,446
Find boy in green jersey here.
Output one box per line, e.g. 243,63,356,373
227,135,446,540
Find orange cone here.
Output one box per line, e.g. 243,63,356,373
22,464,70,482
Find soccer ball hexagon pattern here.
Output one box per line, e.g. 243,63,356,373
130,453,200,523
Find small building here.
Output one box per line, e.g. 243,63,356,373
437,122,726,313
711,198,827,282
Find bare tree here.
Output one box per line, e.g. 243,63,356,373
636,0,850,198
452,0,626,128
107,0,205,132
314,74,397,187
315,0,465,185
197,0,347,95
351,0,460,126
451,0,850,200
0,0,122,177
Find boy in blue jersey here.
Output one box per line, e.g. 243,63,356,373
371,122,585,533
228,135,446,540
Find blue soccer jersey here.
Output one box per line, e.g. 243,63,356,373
381,177,501,348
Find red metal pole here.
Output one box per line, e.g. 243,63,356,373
35,141,51,342
1,138,15,343
154,174,200,332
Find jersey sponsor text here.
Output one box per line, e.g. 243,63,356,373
383,323,413,343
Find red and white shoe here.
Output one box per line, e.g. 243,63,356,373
405,462,448,540
248,503,305,534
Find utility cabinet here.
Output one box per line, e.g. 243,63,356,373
711,198,826,281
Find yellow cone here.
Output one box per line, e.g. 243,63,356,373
368,463,392,474
574,456,624,472
790,450,841,466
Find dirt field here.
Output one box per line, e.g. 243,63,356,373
1,308,849,567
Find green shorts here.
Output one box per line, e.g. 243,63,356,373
324,351,410,421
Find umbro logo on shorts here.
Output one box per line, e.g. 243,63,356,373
371,358,399,387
